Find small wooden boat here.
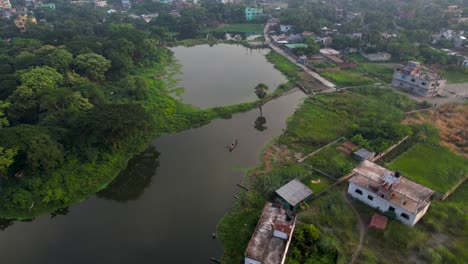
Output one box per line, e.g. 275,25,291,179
227,139,238,152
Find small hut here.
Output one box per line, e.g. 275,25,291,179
275,179,313,211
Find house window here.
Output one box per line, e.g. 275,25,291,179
421,82,426,86
411,78,416,82
355,189,363,195
431,83,435,86
367,195,374,201
401,213,409,219
389,206,395,212
401,74,406,79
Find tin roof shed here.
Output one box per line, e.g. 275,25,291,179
275,179,313,207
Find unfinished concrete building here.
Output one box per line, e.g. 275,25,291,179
347,160,435,226
391,61,446,97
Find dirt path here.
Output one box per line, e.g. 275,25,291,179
342,191,366,264
263,21,336,90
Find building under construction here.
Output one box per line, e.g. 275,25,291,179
391,61,446,97
347,160,435,226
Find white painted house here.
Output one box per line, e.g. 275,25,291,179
347,160,435,226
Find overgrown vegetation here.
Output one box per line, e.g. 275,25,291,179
321,70,375,87
304,143,358,179
279,87,416,154
211,23,264,34
387,143,467,193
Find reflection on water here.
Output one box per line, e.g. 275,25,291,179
254,116,267,131
50,207,69,219
0,218,13,230
97,146,160,203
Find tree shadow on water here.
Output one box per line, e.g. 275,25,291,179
254,116,268,132
96,146,160,203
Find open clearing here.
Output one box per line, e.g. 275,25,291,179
387,143,467,193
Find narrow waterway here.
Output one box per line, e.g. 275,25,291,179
0,90,306,264
170,44,287,108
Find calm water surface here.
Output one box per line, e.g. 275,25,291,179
170,44,287,108
0,90,306,264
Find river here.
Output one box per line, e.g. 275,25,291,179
170,44,287,108
0,45,305,264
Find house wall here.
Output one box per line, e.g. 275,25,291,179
347,182,424,226
391,71,443,97
245,257,262,264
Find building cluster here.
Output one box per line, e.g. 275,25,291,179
391,61,446,97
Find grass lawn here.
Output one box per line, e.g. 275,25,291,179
387,143,468,193
345,53,368,63
213,23,264,34
359,63,395,83
304,143,358,179
321,69,375,87
438,68,468,83
265,51,302,82
306,172,335,193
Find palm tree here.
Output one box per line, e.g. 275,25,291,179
255,83,269,116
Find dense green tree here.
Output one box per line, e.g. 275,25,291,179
74,53,111,81
0,125,64,176
19,66,63,90
304,36,320,55
0,100,9,128
74,103,153,150
45,49,73,73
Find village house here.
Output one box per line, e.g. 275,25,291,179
122,0,131,9
391,61,446,97
39,3,56,10
14,15,36,32
348,160,435,226
244,202,296,264
245,7,263,21
95,0,107,7
275,179,313,211
280,24,292,33
0,0,11,9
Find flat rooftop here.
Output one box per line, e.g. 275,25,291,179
245,203,295,264
350,160,435,213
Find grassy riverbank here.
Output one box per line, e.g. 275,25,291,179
218,87,468,263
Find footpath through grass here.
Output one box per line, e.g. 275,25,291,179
387,143,468,193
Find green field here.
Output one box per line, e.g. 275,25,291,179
321,69,375,87
213,23,264,34
306,173,336,193
304,143,358,179
279,87,416,154
359,63,395,83
439,68,468,84
265,51,302,82
387,143,468,193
